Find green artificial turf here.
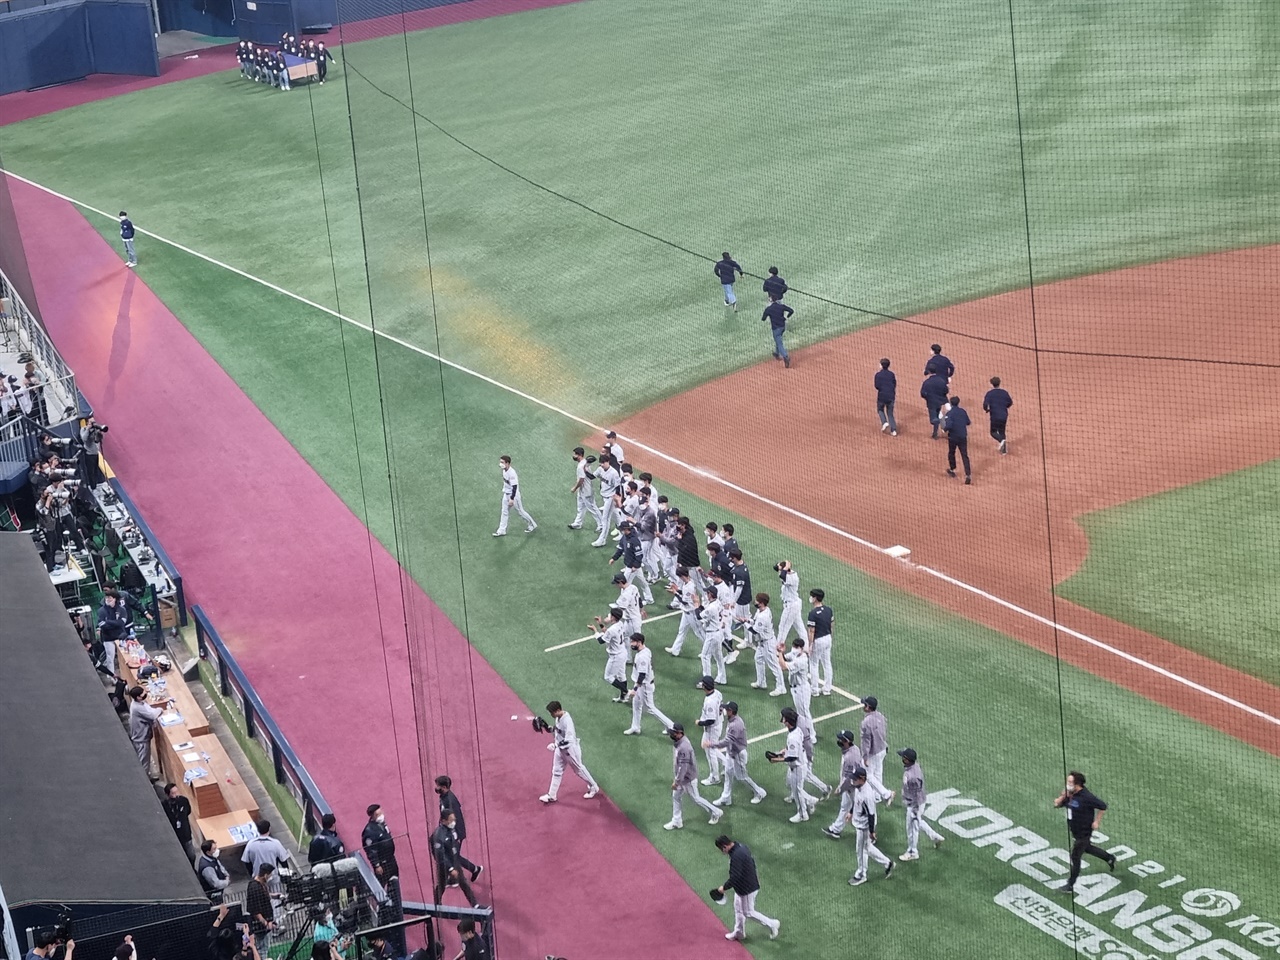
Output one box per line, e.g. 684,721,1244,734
1061,463,1280,687
5,1,1280,956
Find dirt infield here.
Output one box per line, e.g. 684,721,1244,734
617,246,1280,755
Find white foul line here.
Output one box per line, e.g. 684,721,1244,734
12,168,1276,731
544,609,681,653
747,704,862,744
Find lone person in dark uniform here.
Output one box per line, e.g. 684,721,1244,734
761,295,795,368
874,358,897,436
714,252,743,310
982,376,1013,455
923,343,954,381
361,803,399,884
316,42,335,84
307,813,345,865
920,372,949,439
119,212,137,267
762,266,787,302
1053,770,1116,893
943,395,972,484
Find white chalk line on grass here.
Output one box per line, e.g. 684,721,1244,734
13,169,1277,730
544,609,681,652
747,704,862,744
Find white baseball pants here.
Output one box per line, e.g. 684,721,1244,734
496,491,535,534
777,601,806,645
630,685,673,732
716,752,765,805
548,745,597,800
624,565,653,604
854,827,892,880
573,491,602,528
826,790,854,835
730,891,777,939
785,766,817,819
905,805,944,855
866,750,892,801
754,645,785,691
809,635,832,692
701,631,727,684
671,782,719,827
669,611,701,655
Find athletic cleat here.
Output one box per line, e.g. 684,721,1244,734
664,647,680,656
664,821,681,830
770,920,781,940
900,851,919,861
623,727,640,735
539,794,556,804
769,688,786,697
751,791,766,804
891,430,898,436
724,932,742,941
568,523,581,530
772,352,780,360
526,523,538,533
946,469,956,478
885,861,895,878
749,682,765,689
881,422,890,433
1000,439,1008,455
709,809,723,824
724,650,740,665
822,827,842,840
788,813,808,823
584,786,599,799
716,797,732,807
783,356,791,368
611,696,625,703
849,875,867,886
470,865,483,882
700,776,721,786
591,540,606,548
821,785,834,800
1055,883,1074,894
964,476,972,485
1108,855,1117,872
492,530,506,537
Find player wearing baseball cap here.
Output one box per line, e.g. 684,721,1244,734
695,676,726,786
843,766,894,886
898,747,944,860
708,702,767,806
665,724,723,830
622,633,674,736
539,701,600,803
821,729,865,840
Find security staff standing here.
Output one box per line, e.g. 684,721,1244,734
316,41,334,84
118,212,137,267
307,813,345,865
361,804,399,883
1053,770,1116,893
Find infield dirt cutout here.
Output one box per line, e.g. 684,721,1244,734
617,245,1280,755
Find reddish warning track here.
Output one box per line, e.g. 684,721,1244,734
12,179,746,959
617,247,1280,756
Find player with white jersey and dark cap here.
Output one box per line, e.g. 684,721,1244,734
844,767,894,886
697,585,729,685
859,696,895,805
664,566,702,657
779,638,815,742
695,676,726,786
589,607,631,702
591,456,623,548
623,633,674,735
709,702,767,806
664,723,724,830
897,747,943,860
774,561,807,647
539,701,600,803
568,447,602,532
767,707,818,823
493,455,537,536
822,729,865,839
739,592,786,695
612,571,644,638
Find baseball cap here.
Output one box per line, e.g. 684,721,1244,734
722,701,738,713
897,748,917,763
611,572,627,584
696,676,716,690
619,519,633,529
836,729,856,745
668,723,684,734
852,766,868,779
861,695,878,710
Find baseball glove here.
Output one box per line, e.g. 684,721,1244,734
709,888,725,903
531,716,551,734
764,749,782,761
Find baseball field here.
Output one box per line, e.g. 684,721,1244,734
3,1,1278,957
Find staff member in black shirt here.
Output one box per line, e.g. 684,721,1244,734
924,343,954,380
307,813,345,865
1054,771,1116,893
246,864,276,939
362,803,399,883
874,358,898,436
761,295,795,368
316,42,335,84
435,775,483,882
762,266,787,302
713,835,780,942
943,395,972,485
714,252,743,310
431,812,480,907
983,376,1013,455
453,919,490,960
920,372,949,439
162,783,196,862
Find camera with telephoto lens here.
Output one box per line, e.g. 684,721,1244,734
43,436,72,448
50,468,77,478
88,422,108,443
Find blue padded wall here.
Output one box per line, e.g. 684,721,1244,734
86,0,160,75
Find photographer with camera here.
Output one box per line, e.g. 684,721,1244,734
37,431,74,462
38,474,86,573
80,417,108,487
24,931,74,960
21,356,48,425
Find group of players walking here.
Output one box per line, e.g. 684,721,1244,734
503,431,955,941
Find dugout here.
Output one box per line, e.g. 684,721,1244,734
0,532,209,959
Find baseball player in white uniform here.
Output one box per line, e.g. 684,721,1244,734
845,767,894,885
768,708,817,822
697,586,728,685
591,458,622,548
612,572,644,638
589,607,630,702
664,566,702,657
774,561,807,646
568,447,602,531
779,638,815,742
821,729,864,839
694,676,725,786
858,696,895,804
493,455,537,536
539,701,600,802
709,702,766,806
623,633,674,735
898,747,944,860
740,593,786,695
665,724,723,829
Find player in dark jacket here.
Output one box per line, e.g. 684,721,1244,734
982,376,1013,455
920,373,950,439
943,395,972,484
714,253,744,310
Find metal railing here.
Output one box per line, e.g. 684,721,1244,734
0,269,80,427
